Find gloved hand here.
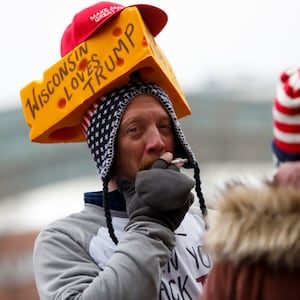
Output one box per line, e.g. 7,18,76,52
117,157,194,232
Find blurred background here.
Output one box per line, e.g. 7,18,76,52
1,0,298,298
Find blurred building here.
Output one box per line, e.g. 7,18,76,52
0,232,39,300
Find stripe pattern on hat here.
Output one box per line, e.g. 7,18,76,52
272,67,300,162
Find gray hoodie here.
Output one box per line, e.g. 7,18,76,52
33,199,210,300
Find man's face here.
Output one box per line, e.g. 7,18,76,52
113,94,175,181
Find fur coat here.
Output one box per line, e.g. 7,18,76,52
201,183,300,300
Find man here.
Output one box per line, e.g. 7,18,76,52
33,80,211,299
31,2,211,300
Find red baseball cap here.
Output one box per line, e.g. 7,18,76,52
60,1,168,57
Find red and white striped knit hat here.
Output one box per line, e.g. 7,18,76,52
272,67,300,164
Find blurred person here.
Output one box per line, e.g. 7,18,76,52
272,67,300,188
201,181,300,300
199,68,300,299
27,2,211,299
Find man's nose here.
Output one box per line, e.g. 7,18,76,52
146,128,166,153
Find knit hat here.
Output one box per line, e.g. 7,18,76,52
201,183,300,300
82,80,207,243
61,1,168,56
272,67,300,164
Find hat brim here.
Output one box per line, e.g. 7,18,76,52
132,4,168,37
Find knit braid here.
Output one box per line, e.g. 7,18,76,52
103,178,119,245
193,161,208,228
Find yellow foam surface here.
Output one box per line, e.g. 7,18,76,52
20,7,191,143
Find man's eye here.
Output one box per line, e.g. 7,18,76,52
127,127,138,133
160,124,172,130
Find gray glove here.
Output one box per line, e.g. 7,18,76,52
117,158,195,231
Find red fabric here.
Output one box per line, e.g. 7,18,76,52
201,261,300,300
283,81,300,99
274,137,300,153
274,99,300,115
60,1,167,56
274,120,300,134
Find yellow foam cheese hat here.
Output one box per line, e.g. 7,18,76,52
20,7,191,143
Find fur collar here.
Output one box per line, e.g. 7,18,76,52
205,183,300,269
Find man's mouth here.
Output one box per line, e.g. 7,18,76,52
139,156,160,171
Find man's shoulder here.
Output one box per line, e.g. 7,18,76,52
36,205,105,242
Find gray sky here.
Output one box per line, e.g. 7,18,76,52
1,0,300,111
